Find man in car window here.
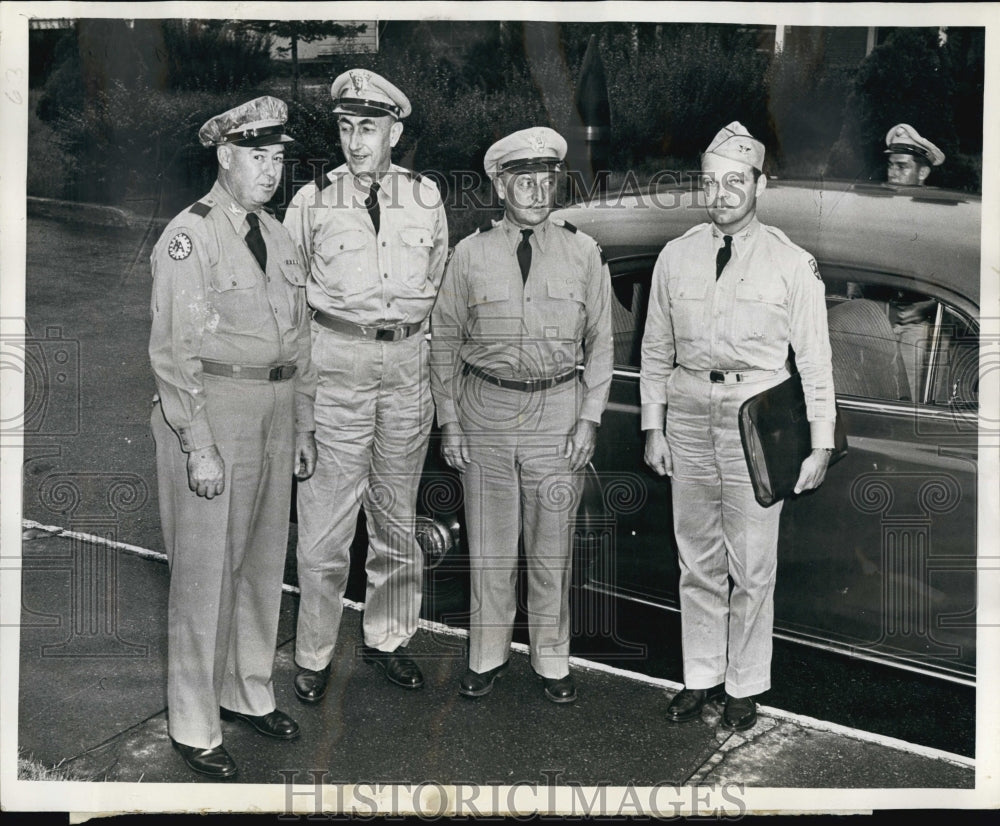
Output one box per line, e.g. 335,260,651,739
430,127,612,704
885,123,945,187
149,97,317,778
640,122,836,731
283,70,448,702
884,124,946,391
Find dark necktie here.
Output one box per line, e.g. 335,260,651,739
517,229,533,284
365,181,381,235
245,212,267,272
715,234,733,280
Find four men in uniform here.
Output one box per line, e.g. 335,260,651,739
151,72,842,775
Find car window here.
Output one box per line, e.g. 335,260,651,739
930,306,979,409
610,268,651,370
824,275,978,409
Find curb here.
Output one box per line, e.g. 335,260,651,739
27,195,169,230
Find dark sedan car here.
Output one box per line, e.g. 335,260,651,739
410,179,981,685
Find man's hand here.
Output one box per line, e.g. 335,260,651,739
187,445,225,499
793,448,831,494
441,422,470,472
644,429,673,477
564,419,597,472
295,431,317,481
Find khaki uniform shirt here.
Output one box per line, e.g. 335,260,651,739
431,216,613,425
640,218,836,446
283,163,448,326
149,181,317,452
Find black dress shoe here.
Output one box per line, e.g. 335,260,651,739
459,661,509,698
170,737,238,779
294,665,331,704
720,694,757,732
361,645,424,689
541,673,577,704
220,707,300,740
666,684,725,722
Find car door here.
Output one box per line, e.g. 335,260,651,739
776,267,978,681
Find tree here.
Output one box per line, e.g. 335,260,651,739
237,21,367,97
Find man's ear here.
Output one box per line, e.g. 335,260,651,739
492,175,508,204
389,120,404,148
755,172,768,197
917,164,931,185
217,145,232,170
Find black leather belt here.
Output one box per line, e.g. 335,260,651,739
201,360,297,381
463,362,578,392
312,310,422,342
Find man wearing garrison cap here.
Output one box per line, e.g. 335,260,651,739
885,123,945,186
149,96,317,778
430,127,612,703
283,69,448,702
640,122,836,732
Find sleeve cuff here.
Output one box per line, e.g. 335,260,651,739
641,403,667,432
809,420,836,450
435,401,458,428
579,398,605,425
180,416,216,453
294,391,316,433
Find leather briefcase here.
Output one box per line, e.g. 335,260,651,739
738,373,847,508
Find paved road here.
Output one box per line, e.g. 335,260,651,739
15,213,975,762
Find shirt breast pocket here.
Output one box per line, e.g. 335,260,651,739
669,279,709,343
468,279,512,335
209,268,260,321
545,277,586,336
316,228,369,296
398,226,434,287
734,280,788,342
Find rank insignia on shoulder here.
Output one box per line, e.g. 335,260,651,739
167,232,193,260
808,258,821,279
596,242,607,265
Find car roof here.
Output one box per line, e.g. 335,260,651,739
553,179,981,311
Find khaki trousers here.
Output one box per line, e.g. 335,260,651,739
294,326,432,670
152,377,294,749
459,374,582,679
666,366,787,698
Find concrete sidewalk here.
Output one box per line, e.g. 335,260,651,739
16,526,975,797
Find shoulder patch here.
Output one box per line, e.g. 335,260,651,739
596,241,607,265
808,257,821,279
188,201,211,218
167,232,193,261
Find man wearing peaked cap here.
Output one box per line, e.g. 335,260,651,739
640,121,835,733
149,96,317,778
430,126,612,704
283,69,447,701
885,123,945,186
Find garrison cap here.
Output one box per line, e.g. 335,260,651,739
484,127,567,180
198,96,294,148
703,121,765,171
884,123,945,167
330,69,411,119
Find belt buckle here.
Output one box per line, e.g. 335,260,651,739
709,370,725,383
375,327,403,341
268,365,293,381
